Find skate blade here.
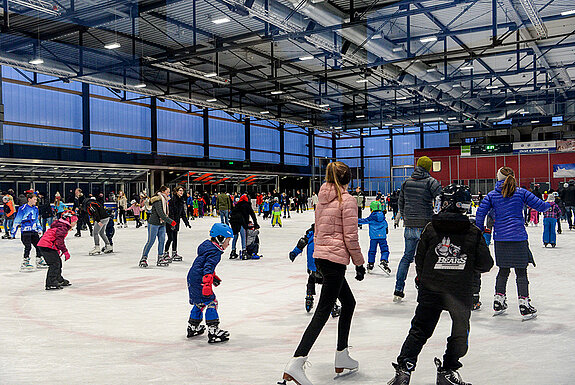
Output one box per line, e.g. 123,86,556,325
493,310,507,316
207,337,229,344
334,367,358,380
522,313,537,321
378,265,391,276
282,373,303,385
393,296,403,303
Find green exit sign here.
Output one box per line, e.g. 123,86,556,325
228,161,234,165
486,145,495,150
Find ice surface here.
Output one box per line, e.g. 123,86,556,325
1,211,574,384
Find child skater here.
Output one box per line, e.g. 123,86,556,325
388,184,493,385
262,198,271,220
358,200,391,275
245,222,263,260
37,210,77,290
289,223,341,317
271,197,282,227
529,207,539,226
186,223,233,343
127,199,143,228
543,194,561,248
11,192,47,271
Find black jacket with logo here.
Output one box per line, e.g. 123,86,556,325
415,212,493,296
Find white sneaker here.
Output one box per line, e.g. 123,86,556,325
89,246,101,255
283,356,313,385
102,245,114,254
335,347,358,374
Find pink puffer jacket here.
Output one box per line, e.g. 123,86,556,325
314,183,365,266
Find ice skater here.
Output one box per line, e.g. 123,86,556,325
84,197,113,255
529,207,539,226
271,197,282,227
186,223,233,343
388,184,493,385
37,210,77,290
2,194,16,239
139,186,176,268
543,194,561,248
11,192,48,271
476,167,550,320
358,200,391,274
245,222,262,260
164,186,191,262
289,223,341,317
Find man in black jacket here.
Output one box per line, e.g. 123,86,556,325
560,180,575,230
73,188,92,237
229,194,259,259
388,184,493,385
394,156,442,302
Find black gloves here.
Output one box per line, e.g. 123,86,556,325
254,223,260,230
355,265,366,281
289,251,297,262
415,276,420,290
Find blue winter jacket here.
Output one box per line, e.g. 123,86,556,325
358,211,388,239
11,204,41,236
187,240,223,304
476,181,550,242
291,228,316,272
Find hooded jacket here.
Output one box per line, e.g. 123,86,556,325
358,210,388,239
84,198,109,222
187,240,223,303
476,180,550,241
230,195,258,230
38,218,72,254
398,166,442,228
313,183,364,266
415,212,493,295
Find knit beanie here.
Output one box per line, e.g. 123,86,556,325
417,156,432,172
497,168,506,181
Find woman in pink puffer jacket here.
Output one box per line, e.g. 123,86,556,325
283,162,366,385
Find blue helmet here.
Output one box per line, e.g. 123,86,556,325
210,223,233,239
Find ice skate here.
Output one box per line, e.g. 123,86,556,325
387,362,412,385
139,257,148,268
472,294,481,311
172,251,183,262
367,263,374,272
102,245,113,254
20,258,35,272
45,283,63,290
36,256,48,269
379,260,391,275
229,250,238,259
435,357,471,385
305,295,314,312
283,356,313,385
551,243,556,248
59,279,71,287
519,297,537,321
156,254,170,267
187,320,206,338
89,246,101,256
334,348,358,379
393,290,404,303
239,250,250,260
207,324,229,343
331,304,341,318
493,293,508,316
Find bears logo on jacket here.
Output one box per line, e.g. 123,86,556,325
434,237,468,270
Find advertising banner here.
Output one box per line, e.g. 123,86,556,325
553,164,575,178
557,140,575,153
513,140,556,154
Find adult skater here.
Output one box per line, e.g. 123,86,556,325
164,186,191,262
393,156,442,302
283,161,365,385
560,180,575,229
84,197,113,255
2,194,16,239
139,186,176,268
475,167,550,320
73,188,91,237
229,194,258,260
388,184,493,385
353,187,365,229
216,190,232,225
117,191,128,228
11,192,47,270
37,192,55,233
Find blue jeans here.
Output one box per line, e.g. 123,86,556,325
4,217,14,235
565,206,575,228
41,217,54,233
220,210,230,225
232,227,246,251
395,227,423,293
142,224,166,258
543,217,557,245
368,238,389,263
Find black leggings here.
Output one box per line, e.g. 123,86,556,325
21,231,40,260
294,259,356,356
39,246,63,286
495,267,529,298
118,208,126,225
165,225,179,252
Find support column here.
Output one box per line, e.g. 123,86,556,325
389,126,394,192
150,97,158,154
308,128,314,167
203,107,209,159
245,117,251,162
359,128,365,189
279,122,285,165
81,82,90,149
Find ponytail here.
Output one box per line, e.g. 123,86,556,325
498,167,517,198
325,161,351,203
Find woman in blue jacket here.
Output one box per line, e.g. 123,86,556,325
476,167,550,320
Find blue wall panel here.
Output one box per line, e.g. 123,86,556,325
364,136,390,156
157,141,203,157
157,109,203,157
209,116,245,161
252,151,280,164
424,131,449,149
3,124,82,148
91,135,151,153
284,127,308,157
365,157,390,178
393,134,420,155
251,124,280,155
284,154,308,166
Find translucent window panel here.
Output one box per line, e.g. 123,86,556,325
285,154,308,166
365,157,390,178
343,157,359,168
338,137,360,149
251,150,280,164
158,109,203,144
251,124,280,153
157,142,203,158
393,134,420,155
337,147,360,160
393,155,415,166
90,98,151,137
90,135,151,153
209,118,244,150
285,130,308,157
3,124,82,148
2,66,32,80
424,131,449,149
3,82,82,129
364,136,390,156
35,74,82,91
210,147,245,161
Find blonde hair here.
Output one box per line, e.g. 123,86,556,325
499,167,517,198
325,161,351,203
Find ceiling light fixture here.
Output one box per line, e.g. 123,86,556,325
212,17,230,24
426,68,437,73
466,125,474,128
318,103,330,108
460,65,474,70
448,117,457,120
204,72,218,78
28,57,44,65
271,90,284,95
452,84,461,88
561,10,575,16
531,120,540,123
149,61,230,85
299,55,314,61
334,126,342,129
371,34,382,40
134,83,147,88
206,98,218,102
506,100,517,104
356,79,369,83
392,47,403,52
260,110,270,115
486,85,500,90
420,36,438,43
301,119,311,123
104,42,121,50
356,114,365,118
424,108,435,112
396,96,407,100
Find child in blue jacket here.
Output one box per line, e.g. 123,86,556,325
289,224,341,317
187,223,233,343
359,201,391,274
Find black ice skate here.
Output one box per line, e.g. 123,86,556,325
472,294,481,311
379,260,391,275
331,304,341,318
435,357,471,385
187,320,206,338
239,250,250,260
393,290,405,303
156,255,170,267
387,362,412,385
59,279,71,287
172,251,183,262
139,258,148,268
45,283,63,290
519,297,537,321
305,295,314,312
229,250,238,259
367,263,374,272
207,324,229,343
493,293,508,316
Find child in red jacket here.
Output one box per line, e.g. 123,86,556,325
37,210,78,290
